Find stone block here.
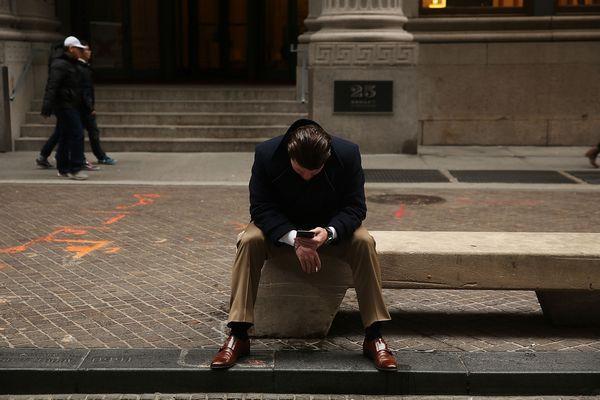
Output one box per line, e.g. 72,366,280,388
536,290,600,326
252,256,352,338
372,231,600,291
422,119,547,145
419,43,486,65
487,41,600,65
548,118,600,146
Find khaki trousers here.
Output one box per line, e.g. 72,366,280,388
228,223,391,328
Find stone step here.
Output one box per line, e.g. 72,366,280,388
31,99,307,113
14,136,265,152
21,124,286,139
26,112,307,126
94,85,297,100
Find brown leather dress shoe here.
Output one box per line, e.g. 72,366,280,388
363,337,397,371
210,335,250,369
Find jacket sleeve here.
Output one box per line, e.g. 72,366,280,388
249,149,295,244
327,146,367,241
41,61,67,116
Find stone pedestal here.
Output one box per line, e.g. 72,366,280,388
253,256,353,338
536,291,600,327
306,0,419,154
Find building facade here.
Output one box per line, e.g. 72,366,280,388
0,0,599,153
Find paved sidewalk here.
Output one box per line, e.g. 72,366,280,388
0,146,596,185
1,183,598,352
1,147,599,394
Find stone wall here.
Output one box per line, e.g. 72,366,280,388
404,4,600,146
302,0,600,149
417,41,600,145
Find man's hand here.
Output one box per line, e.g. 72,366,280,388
295,244,321,274
294,227,327,250
91,110,96,116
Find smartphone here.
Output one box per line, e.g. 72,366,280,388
296,230,315,238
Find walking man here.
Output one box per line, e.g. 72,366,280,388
36,42,116,169
40,36,88,180
210,119,397,371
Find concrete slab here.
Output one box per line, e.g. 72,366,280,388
421,155,531,170
0,147,595,185
361,154,429,169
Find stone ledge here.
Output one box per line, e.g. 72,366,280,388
0,348,599,395
407,15,600,42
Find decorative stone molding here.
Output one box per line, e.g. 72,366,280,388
321,0,403,14
309,42,417,66
310,0,413,42
0,0,59,42
407,15,600,43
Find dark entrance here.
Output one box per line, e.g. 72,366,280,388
64,0,308,83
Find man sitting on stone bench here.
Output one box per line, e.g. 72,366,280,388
210,119,397,371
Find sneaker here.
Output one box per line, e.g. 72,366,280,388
67,171,88,180
36,155,53,169
57,171,68,178
98,156,116,165
84,161,100,171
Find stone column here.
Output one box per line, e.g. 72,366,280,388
307,0,419,153
0,0,61,149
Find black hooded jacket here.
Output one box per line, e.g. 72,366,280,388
249,119,367,244
77,60,95,113
41,51,83,116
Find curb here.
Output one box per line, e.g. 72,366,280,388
1,349,600,395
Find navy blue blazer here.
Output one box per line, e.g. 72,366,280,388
249,119,367,244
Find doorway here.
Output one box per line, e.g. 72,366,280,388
68,0,308,83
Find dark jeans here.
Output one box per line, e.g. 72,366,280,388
54,108,85,174
40,113,106,161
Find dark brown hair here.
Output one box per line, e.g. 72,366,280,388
287,124,332,170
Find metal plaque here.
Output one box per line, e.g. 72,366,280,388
333,81,393,113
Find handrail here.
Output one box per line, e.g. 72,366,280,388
9,48,46,102
290,44,308,104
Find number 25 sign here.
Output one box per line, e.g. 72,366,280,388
334,81,393,113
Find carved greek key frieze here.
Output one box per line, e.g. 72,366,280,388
310,43,417,66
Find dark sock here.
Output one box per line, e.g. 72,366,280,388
365,322,382,340
228,322,252,339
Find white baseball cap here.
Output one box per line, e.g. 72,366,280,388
63,36,86,49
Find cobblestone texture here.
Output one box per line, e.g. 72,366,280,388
0,185,599,351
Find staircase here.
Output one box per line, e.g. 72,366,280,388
17,85,307,152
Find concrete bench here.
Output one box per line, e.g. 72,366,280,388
253,231,600,337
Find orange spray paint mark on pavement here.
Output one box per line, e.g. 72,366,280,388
0,227,109,259
104,247,121,254
394,204,406,219
0,193,161,260
116,194,161,210
104,214,127,225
